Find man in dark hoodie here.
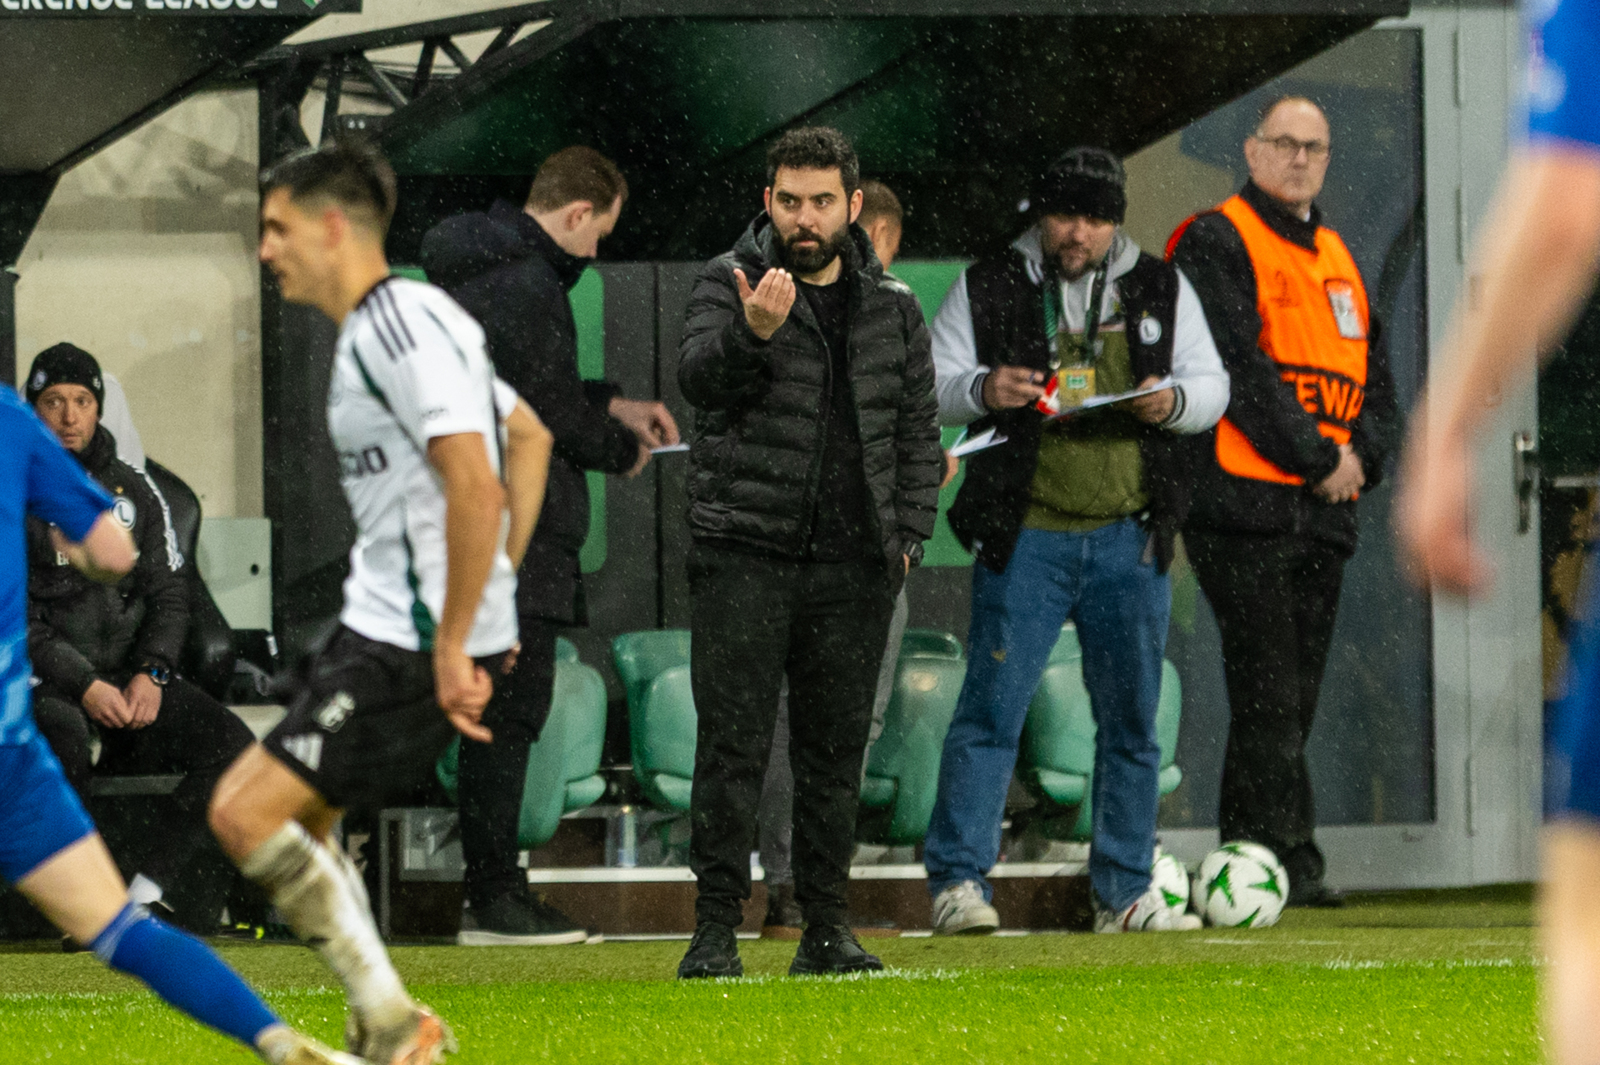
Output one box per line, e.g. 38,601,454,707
420,147,678,945
674,127,942,979
24,343,255,929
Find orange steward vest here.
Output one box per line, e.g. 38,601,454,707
1208,194,1370,485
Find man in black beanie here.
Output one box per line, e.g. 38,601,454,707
921,147,1229,934
24,343,254,930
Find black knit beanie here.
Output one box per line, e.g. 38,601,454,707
1033,147,1127,224
25,343,104,410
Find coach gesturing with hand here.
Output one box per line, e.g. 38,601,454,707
675,127,941,981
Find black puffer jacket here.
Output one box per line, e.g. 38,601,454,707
27,426,186,699
421,198,640,623
678,214,942,568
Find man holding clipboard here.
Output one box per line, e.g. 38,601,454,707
923,147,1227,935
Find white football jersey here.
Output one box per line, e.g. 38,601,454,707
328,276,517,657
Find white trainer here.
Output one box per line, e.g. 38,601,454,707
1094,883,1204,934
931,880,1001,935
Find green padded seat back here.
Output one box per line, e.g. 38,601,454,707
898,628,964,660
1022,657,1096,779
861,655,966,845
858,775,897,808
632,663,697,811
612,630,691,713
1155,660,1182,769
555,636,580,663
554,657,608,822
1047,623,1083,665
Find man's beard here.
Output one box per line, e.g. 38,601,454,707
779,225,850,275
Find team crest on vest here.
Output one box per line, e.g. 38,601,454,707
1325,280,1366,340
1138,315,1162,346
111,496,136,530
314,691,356,732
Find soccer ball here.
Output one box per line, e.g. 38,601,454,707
1195,841,1289,928
1149,847,1191,920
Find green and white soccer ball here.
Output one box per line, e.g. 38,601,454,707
1195,841,1289,928
1149,847,1191,920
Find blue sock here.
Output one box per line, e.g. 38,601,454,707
91,903,280,1048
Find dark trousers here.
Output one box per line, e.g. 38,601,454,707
1186,530,1349,890
457,615,558,910
687,544,896,928
33,674,254,890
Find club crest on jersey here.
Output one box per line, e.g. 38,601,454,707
111,496,136,530
314,691,356,732
1138,315,1162,346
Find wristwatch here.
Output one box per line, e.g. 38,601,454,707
142,662,171,687
903,540,925,569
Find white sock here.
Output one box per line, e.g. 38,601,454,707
240,822,412,1031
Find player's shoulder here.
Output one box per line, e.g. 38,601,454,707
349,277,484,363
0,387,50,452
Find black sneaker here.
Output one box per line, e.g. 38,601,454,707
1286,881,1346,909
788,924,884,976
762,882,804,940
677,922,743,979
457,891,588,945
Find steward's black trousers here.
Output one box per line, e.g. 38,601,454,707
1186,530,1349,891
687,543,897,929
457,615,559,911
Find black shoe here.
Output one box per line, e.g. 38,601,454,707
1286,881,1346,909
789,924,884,976
762,883,804,939
458,891,588,945
678,922,743,979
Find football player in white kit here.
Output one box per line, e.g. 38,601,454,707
207,139,552,1065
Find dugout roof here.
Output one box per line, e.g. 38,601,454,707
270,0,1410,258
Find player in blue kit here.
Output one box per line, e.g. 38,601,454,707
0,386,360,1065
1399,2,1600,1061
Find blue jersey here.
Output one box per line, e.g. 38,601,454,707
1528,0,1600,148
0,386,112,745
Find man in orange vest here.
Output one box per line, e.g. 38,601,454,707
1168,95,1399,908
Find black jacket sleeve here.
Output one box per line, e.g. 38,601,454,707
1174,214,1342,484
893,294,943,544
678,257,776,411
129,477,188,672
469,269,638,476
25,522,100,699
1350,316,1401,489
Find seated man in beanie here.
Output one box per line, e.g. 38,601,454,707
23,343,254,927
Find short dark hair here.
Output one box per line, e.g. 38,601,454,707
526,147,629,213
766,127,860,194
858,180,903,228
1255,94,1327,136
260,138,398,236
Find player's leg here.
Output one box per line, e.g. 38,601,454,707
210,744,417,1036
1543,821,1600,1065
2,736,355,1064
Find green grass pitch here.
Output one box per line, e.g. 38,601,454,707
0,886,1540,1063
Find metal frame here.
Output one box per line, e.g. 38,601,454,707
256,0,1406,152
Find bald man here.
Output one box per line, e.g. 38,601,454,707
1168,95,1400,908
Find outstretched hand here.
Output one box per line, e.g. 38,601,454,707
735,267,796,341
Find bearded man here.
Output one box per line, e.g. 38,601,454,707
674,126,942,979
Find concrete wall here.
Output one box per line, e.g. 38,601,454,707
15,89,262,519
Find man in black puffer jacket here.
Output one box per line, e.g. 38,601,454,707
675,128,942,980
421,147,679,946
24,344,254,928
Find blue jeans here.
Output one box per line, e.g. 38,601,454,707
924,520,1170,913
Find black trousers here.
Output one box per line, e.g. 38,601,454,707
687,544,897,928
1186,530,1349,890
33,674,254,890
457,615,558,910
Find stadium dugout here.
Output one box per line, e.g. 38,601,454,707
0,0,1547,936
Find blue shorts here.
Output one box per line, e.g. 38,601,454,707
0,732,96,883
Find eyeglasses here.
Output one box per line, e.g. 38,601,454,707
1254,134,1331,160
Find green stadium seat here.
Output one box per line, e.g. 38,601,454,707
1019,624,1184,840
857,631,967,845
435,641,609,849
612,631,696,812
